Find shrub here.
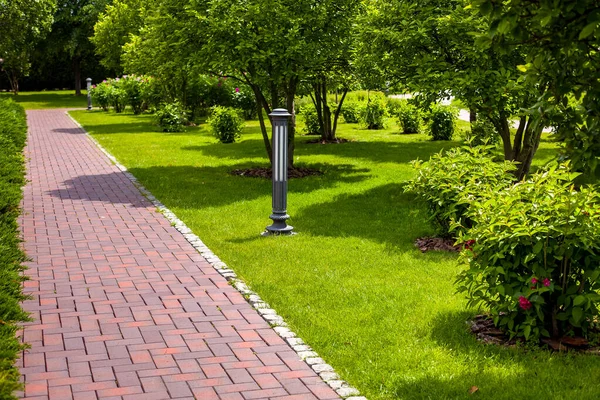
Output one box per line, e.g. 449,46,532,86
428,105,456,140
231,86,257,120
139,76,162,111
386,97,405,117
208,106,244,143
360,96,389,129
155,102,187,132
405,146,517,236
90,81,112,111
108,83,127,113
0,98,30,399
120,75,144,114
396,101,422,134
341,101,362,123
466,118,499,146
301,103,322,135
456,164,600,342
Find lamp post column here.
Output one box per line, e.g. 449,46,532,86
265,108,294,235
86,78,92,110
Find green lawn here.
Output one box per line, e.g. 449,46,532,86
69,109,600,400
0,90,88,110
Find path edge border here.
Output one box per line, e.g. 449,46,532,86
65,111,366,400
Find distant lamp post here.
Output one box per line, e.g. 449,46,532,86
86,78,92,110
264,108,294,235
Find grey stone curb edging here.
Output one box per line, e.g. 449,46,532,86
65,112,367,400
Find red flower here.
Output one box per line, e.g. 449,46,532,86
518,296,532,310
464,240,475,250
531,277,538,285
543,278,551,287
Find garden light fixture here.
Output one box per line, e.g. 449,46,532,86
86,78,92,110
264,108,294,235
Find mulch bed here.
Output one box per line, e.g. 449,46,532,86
415,237,460,252
230,167,323,179
469,314,600,354
305,138,352,144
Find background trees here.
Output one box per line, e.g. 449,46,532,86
0,0,56,93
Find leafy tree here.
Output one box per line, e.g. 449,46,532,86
0,0,56,93
92,0,149,73
36,0,109,95
356,0,547,178
474,0,600,174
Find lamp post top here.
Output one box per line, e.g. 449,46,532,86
270,108,291,118
86,77,92,82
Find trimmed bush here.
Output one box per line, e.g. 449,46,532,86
405,146,517,236
396,101,422,134
208,106,244,143
155,102,187,132
0,98,30,399
90,81,111,111
301,103,322,135
360,96,389,129
456,164,600,342
466,118,499,146
428,105,456,140
341,101,362,123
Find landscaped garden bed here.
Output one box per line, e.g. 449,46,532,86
69,108,600,400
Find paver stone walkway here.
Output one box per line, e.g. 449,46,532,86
18,109,340,400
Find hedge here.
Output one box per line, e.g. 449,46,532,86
0,98,30,400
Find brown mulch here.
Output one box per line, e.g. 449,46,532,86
469,314,600,354
415,237,460,253
230,167,323,179
305,138,352,144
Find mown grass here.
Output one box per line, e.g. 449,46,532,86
69,108,600,400
0,90,88,110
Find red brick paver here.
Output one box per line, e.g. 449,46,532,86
18,110,340,400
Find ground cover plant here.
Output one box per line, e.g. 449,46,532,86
0,98,31,399
68,107,600,400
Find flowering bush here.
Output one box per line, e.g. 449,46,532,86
208,106,244,143
428,105,456,140
405,146,516,236
456,164,600,341
231,86,256,120
154,102,187,132
119,75,144,114
90,81,111,111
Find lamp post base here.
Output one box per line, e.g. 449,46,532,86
263,213,295,236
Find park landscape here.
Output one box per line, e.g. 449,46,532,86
2,0,600,399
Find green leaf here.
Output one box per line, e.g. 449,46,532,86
572,307,583,323
524,325,531,340
579,22,599,40
573,295,586,306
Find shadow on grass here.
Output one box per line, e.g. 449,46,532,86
125,162,372,210
294,183,445,251
384,310,600,399
186,138,460,164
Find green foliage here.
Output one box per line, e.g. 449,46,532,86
208,106,244,143
91,75,156,113
231,86,256,120
465,118,499,147
406,146,517,236
428,105,456,141
119,75,144,114
341,101,363,124
90,82,111,111
154,102,187,132
301,103,321,135
395,100,422,134
0,99,30,399
361,96,388,129
456,164,600,341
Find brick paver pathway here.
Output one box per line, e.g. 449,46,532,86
18,110,340,400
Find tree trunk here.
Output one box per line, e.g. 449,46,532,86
250,83,272,164
7,70,19,95
331,89,348,138
515,116,543,180
73,57,82,96
492,114,513,161
469,107,477,123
